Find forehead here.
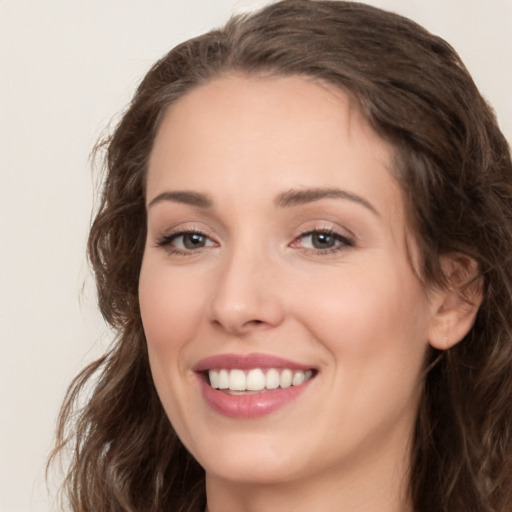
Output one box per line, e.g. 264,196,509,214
147,74,404,224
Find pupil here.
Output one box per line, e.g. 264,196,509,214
312,232,334,249
184,233,205,249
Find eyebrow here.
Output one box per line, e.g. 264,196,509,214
147,190,213,209
276,188,380,216
147,187,379,216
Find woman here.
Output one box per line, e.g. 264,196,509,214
51,1,512,511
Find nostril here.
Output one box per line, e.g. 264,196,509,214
242,319,270,330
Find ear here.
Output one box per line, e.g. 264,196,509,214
428,253,483,350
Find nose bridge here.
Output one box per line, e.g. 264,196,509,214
209,237,284,333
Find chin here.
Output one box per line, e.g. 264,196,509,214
204,456,300,486
191,432,307,485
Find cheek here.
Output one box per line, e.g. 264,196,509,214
295,260,431,380
298,267,430,438
138,259,207,435
139,260,207,352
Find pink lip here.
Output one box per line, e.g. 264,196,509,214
194,353,314,372
194,353,316,419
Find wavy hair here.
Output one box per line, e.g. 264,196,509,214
50,1,512,510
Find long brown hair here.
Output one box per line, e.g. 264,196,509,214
50,1,512,510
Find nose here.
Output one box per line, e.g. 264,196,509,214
208,246,285,335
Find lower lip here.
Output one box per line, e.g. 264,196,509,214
197,375,313,418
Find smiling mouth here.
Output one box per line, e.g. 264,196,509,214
206,368,316,394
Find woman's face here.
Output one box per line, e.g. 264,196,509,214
139,75,441,488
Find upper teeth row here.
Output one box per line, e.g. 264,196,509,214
208,368,313,392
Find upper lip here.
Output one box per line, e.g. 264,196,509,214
193,353,316,372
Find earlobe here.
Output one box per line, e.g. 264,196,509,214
428,254,483,350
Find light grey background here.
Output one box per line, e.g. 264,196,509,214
1,1,510,511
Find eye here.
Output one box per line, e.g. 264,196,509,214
291,229,354,254
304,231,339,250
157,230,217,254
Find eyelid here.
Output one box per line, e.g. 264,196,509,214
289,225,356,255
155,225,219,256
152,219,217,243
152,220,355,257
291,220,355,241
157,229,214,246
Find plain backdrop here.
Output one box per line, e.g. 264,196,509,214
0,1,510,511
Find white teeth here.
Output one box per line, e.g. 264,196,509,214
265,368,280,389
246,368,266,391
209,370,219,389
280,369,293,388
218,369,229,389
229,369,246,391
292,370,305,386
207,368,314,392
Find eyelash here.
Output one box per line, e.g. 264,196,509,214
156,227,354,256
292,228,354,255
156,229,218,256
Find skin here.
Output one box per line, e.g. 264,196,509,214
139,74,473,512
